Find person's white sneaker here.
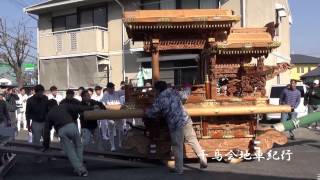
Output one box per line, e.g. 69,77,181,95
102,136,109,140
199,152,208,169
111,147,116,152
76,169,88,177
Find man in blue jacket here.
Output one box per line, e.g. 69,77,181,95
280,79,301,140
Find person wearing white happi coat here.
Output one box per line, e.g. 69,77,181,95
91,86,108,140
17,88,28,131
47,86,63,104
100,83,124,152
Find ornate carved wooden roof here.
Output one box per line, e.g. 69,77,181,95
124,9,240,40
124,10,280,55
216,28,280,55
124,9,240,23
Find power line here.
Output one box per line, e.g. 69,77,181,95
8,0,38,21
12,0,27,7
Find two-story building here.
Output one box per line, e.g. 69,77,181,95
25,0,292,91
290,54,320,81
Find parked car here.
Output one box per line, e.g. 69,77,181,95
266,84,308,120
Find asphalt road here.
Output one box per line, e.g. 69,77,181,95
4,128,320,180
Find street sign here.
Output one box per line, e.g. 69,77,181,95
23,63,36,71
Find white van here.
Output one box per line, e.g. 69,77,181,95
266,84,308,120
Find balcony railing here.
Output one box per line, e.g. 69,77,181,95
39,26,108,58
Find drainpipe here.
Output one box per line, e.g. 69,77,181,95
241,0,246,27
114,0,126,82
37,26,40,85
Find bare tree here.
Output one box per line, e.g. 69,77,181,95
0,19,33,87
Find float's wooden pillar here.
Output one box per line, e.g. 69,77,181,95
208,38,217,99
210,54,217,99
151,39,160,84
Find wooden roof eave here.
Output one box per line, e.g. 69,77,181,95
123,9,240,23
216,41,281,49
216,41,281,56
123,16,240,24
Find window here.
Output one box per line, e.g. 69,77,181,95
52,14,78,32
80,9,93,27
94,7,107,27
297,67,300,73
180,0,199,9
80,6,108,28
301,67,304,73
160,0,176,9
141,0,218,10
141,0,160,10
176,0,218,9
308,66,312,72
66,14,78,29
200,0,219,9
52,16,66,32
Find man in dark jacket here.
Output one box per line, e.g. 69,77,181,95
60,89,81,122
26,84,48,149
80,90,105,147
305,79,320,129
5,87,19,129
0,93,10,127
43,99,93,177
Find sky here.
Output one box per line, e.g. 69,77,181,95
290,0,320,57
0,0,319,59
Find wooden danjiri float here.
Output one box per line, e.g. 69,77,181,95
85,9,293,162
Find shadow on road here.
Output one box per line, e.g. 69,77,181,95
5,155,315,180
274,139,318,148
307,143,320,149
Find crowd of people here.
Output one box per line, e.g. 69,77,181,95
4,79,319,176
0,81,207,176
0,82,128,176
